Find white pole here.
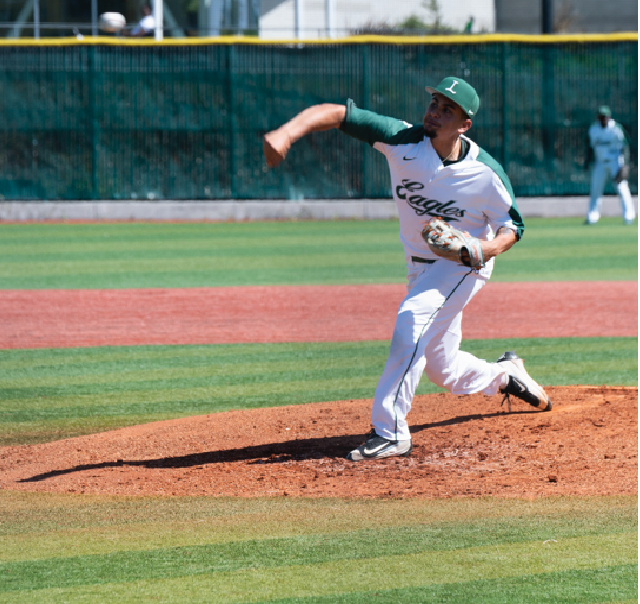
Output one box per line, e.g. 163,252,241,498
238,0,248,34
33,0,39,39
91,0,98,36
201,0,222,36
153,0,164,40
325,0,334,38
8,0,34,38
295,0,303,39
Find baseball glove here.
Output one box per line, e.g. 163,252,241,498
422,218,485,269
615,165,630,183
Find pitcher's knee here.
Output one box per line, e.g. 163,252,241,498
425,368,456,391
423,357,454,390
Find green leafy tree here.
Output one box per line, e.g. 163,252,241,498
396,0,459,35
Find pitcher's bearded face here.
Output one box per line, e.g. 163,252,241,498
423,93,469,139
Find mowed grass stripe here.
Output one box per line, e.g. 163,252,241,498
0,218,635,288
1,494,635,562
0,380,375,415
0,381,378,421
0,253,401,276
4,491,633,539
1,338,636,389
1,338,635,383
0,237,398,258
0,337,635,444
3,249,631,275
4,264,633,288
0,266,408,289
2,504,634,563
0,221,406,288
0,534,634,603
0,494,634,603
1,519,634,585
3,570,635,604
264,567,637,604
0,221,397,247
0,341,377,370
0,365,381,400
0,356,383,388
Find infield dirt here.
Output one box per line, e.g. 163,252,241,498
1,281,636,349
0,387,636,499
0,282,637,499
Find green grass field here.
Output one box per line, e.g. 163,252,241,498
0,217,636,288
0,336,636,446
0,493,636,604
0,217,637,603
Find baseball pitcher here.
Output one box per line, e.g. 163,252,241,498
264,77,552,462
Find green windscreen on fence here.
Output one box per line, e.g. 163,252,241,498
0,35,636,201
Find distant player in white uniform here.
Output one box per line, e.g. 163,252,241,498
585,105,635,225
125,1,155,36
263,77,552,461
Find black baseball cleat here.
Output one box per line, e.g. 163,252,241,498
346,428,413,461
497,351,552,412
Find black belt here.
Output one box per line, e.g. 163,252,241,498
411,256,437,264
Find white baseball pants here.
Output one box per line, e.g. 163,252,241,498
587,162,635,224
372,260,506,442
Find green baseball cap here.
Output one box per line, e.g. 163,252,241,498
598,105,611,117
425,76,480,117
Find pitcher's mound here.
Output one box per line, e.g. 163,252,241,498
1,386,636,499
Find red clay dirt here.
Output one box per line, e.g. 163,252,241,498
0,388,636,499
0,281,637,499
0,281,636,349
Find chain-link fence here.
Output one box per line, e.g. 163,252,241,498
0,35,636,201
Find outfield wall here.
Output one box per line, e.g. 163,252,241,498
0,34,637,201
0,196,636,222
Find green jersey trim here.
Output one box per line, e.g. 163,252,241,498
340,99,425,146
476,148,524,240
340,99,524,242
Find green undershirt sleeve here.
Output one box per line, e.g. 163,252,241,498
340,99,424,146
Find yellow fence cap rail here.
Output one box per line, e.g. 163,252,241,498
0,31,636,47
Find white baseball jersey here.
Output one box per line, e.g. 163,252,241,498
589,119,628,169
132,14,155,35
340,100,523,275
587,119,635,224
339,100,520,441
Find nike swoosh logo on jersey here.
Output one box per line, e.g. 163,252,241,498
403,155,417,161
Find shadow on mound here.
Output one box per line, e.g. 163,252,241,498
19,411,520,484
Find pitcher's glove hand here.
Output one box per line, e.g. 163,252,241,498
422,218,485,269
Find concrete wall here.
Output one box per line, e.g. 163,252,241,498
1,197,636,221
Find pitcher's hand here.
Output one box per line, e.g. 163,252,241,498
263,128,292,168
